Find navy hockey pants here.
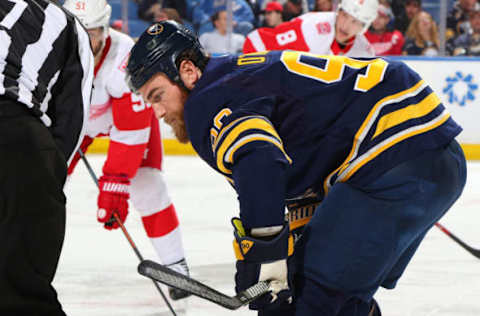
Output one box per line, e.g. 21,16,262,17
260,139,466,316
0,102,67,316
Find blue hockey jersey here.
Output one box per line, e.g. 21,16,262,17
184,51,462,229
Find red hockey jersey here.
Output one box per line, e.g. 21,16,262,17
243,12,374,56
86,29,159,178
364,30,405,56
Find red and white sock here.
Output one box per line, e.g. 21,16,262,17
141,204,186,265
130,167,187,267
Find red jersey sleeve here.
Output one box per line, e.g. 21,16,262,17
102,92,153,178
243,36,257,53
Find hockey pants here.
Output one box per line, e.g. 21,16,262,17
0,104,67,316
259,139,466,316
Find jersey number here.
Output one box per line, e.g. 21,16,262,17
276,30,297,46
237,52,267,66
210,108,232,150
280,51,388,92
75,1,86,10
131,93,151,112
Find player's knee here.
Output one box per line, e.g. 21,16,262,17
130,167,172,213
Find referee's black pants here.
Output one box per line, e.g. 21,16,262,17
0,101,67,316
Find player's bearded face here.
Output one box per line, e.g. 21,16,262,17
139,73,190,143
164,89,189,144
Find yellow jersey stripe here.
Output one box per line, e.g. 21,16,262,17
323,79,427,194
225,133,292,164
372,92,441,139
216,118,284,174
338,80,427,175
338,110,451,182
213,115,260,153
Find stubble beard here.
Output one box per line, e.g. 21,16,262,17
166,89,190,144
170,114,189,144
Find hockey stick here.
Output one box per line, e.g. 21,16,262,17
138,259,271,310
435,222,480,259
77,149,177,316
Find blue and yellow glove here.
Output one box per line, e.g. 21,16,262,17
232,217,295,311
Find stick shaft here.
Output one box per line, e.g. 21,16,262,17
435,222,480,259
139,259,271,310
78,149,177,315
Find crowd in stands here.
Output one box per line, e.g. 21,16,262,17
107,0,480,57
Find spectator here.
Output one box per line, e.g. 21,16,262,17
199,10,246,54
378,0,392,7
245,0,263,25
264,1,284,27
283,0,306,21
138,1,178,23
138,2,195,32
111,19,125,32
155,7,183,24
162,0,188,19
403,11,439,56
390,0,405,18
313,0,333,12
447,0,480,38
193,0,255,36
138,0,187,21
450,8,480,56
255,0,309,22
138,0,160,21
365,4,405,55
395,0,422,34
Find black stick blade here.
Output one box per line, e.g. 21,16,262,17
138,260,270,310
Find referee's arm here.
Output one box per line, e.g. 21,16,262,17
49,17,94,165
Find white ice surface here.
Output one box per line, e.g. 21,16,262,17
57,155,480,316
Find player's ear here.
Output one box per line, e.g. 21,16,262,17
179,60,201,90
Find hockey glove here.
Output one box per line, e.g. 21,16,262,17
232,218,294,311
97,175,130,230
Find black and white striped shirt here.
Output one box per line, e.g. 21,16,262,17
0,0,94,163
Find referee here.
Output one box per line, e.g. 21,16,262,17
0,1,94,315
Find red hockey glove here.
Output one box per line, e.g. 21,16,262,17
97,175,130,230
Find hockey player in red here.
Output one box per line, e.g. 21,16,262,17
243,0,377,56
63,0,190,300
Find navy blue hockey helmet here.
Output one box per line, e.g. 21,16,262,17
126,20,207,93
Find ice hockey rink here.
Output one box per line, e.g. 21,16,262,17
58,154,480,316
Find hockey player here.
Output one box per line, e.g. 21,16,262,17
243,0,377,56
62,0,190,300
126,21,467,316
